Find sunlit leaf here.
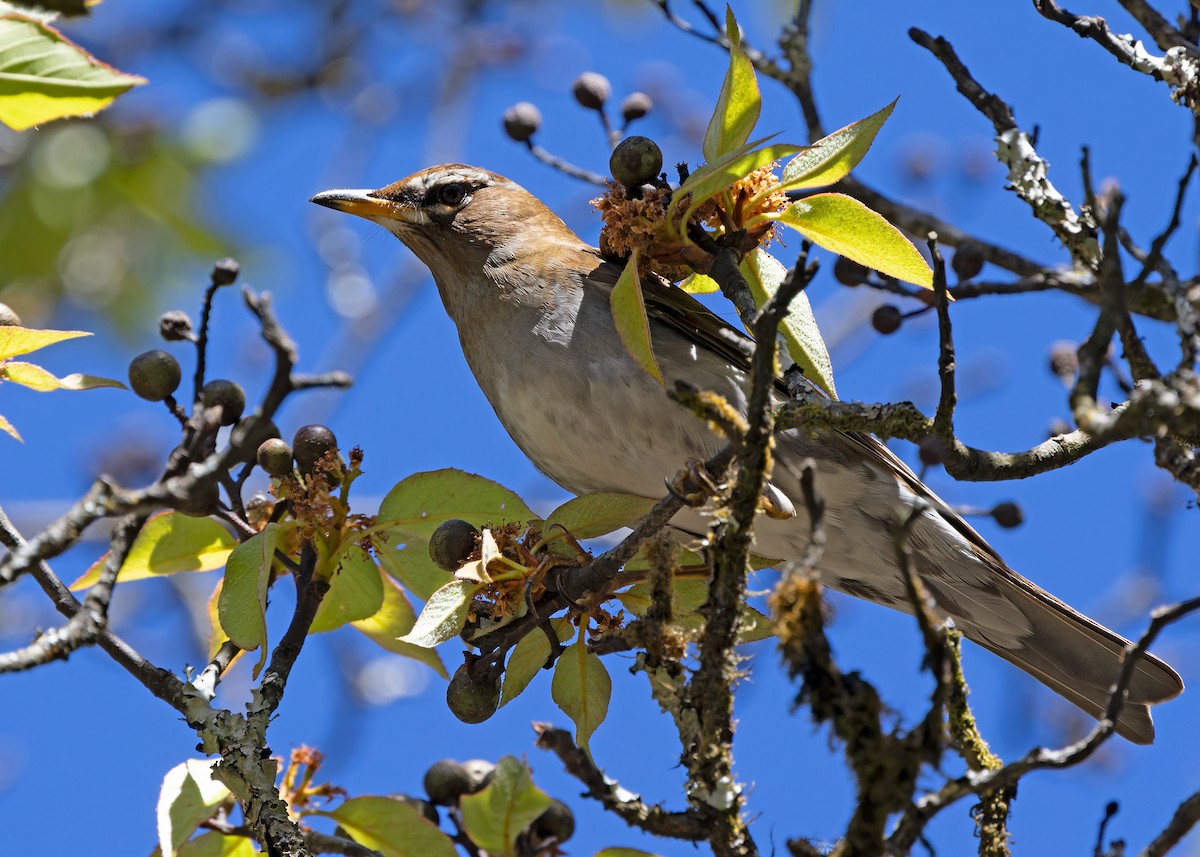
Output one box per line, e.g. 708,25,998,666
309,545,385,634
778,99,897,192
398,579,482,648
460,756,553,857
701,6,760,161
156,760,230,857
322,796,457,857
774,193,933,288
351,569,448,678
551,636,611,752
377,469,532,541
217,525,277,678
0,14,145,131
70,512,237,590
679,272,719,294
1,360,124,391
740,248,836,397
609,251,663,386
675,138,799,226
0,413,20,440
375,539,452,602
0,325,88,359
545,493,658,541
176,831,257,857
500,617,572,707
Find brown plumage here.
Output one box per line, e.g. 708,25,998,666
313,164,1183,743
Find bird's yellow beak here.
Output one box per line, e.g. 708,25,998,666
310,189,410,222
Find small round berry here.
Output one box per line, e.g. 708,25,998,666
158,310,194,342
572,72,611,110
0,302,21,327
429,519,480,572
446,663,501,724
871,305,903,335
177,475,220,518
257,438,293,477
201,379,246,426
609,135,663,189
423,760,474,806
951,241,985,282
503,103,542,142
128,350,182,401
210,258,240,287
530,799,575,844
991,502,1024,529
833,256,870,287
293,424,338,473
620,92,653,123
1048,342,1079,384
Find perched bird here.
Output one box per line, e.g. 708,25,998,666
312,164,1183,743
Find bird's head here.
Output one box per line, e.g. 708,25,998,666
311,164,589,285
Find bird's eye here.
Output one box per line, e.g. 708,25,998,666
436,182,467,206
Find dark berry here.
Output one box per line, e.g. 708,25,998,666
429,519,480,572
257,438,293,477
609,135,663,189
201,380,245,426
503,103,541,142
871,305,903,335
951,241,985,282
446,663,501,724
620,92,653,123
210,258,240,287
531,799,575,844
833,256,870,286
991,502,1024,529
128,350,182,401
423,761,473,805
158,310,194,342
572,72,611,110
293,424,338,473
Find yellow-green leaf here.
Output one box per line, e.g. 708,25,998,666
500,616,572,707
675,138,799,226
701,6,760,161
680,272,719,294
618,579,710,617
398,579,482,648
774,193,933,288
545,493,658,541
218,526,277,678
176,831,257,857
375,539,452,602
70,511,237,590
156,760,230,857
778,99,897,193
1,360,124,391
0,412,20,440
351,569,448,678
321,797,457,857
609,251,663,386
0,15,146,131
310,545,385,633
377,469,533,541
460,757,552,857
551,636,611,752
0,325,88,359
740,248,836,397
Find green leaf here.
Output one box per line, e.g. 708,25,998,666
737,605,775,643
352,567,448,678
375,539,452,602
609,251,663,386
70,511,237,590
500,616,573,707
701,6,760,161
398,579,482,647
322,796,457,857
545,493,658,541
0,413,21,441
740,248,836,397
778,99,897,192
617,578,710,617
0,14,145,131
377,469,533,541
774,193,933,288
176,832,257,857
459,756,553,857
679,272,719,294
309,545,385,633
1,360,124,391
0,325,88,359
551,636,611,752
218,526,277,678
156,760,230,857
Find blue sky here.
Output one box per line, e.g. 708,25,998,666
2,2,1198,855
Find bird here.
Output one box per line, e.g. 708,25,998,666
311,164,1183,744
